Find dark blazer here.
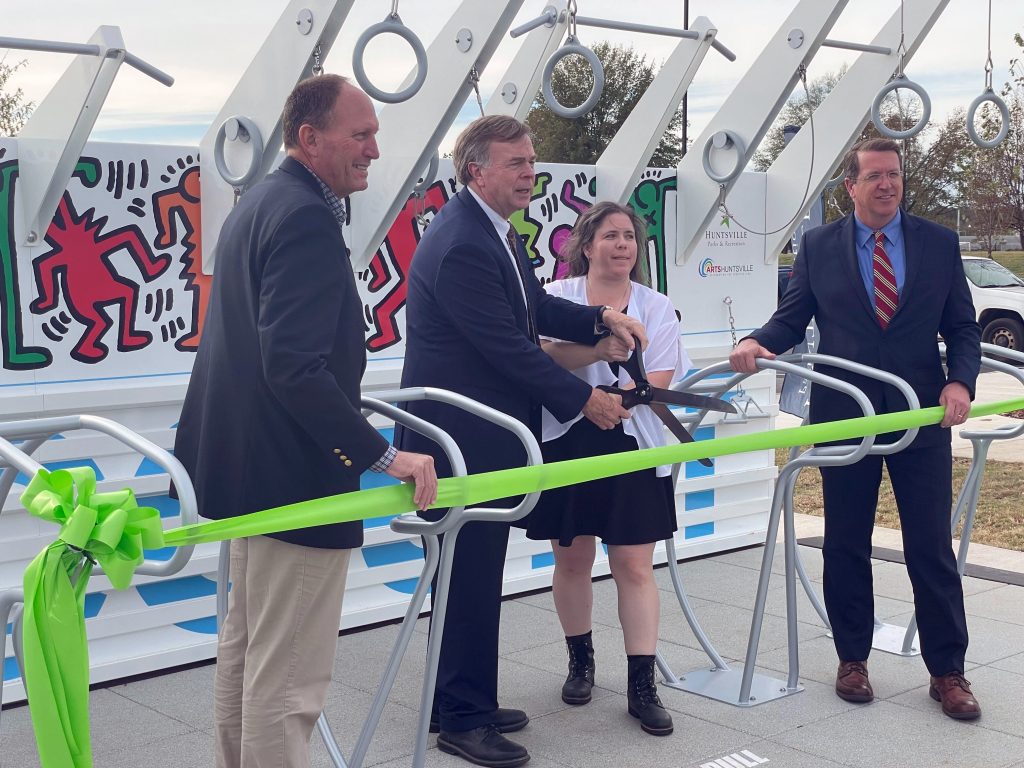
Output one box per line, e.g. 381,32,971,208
173,157,387,548
750,211,980,447
397,189,598,483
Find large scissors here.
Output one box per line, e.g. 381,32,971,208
599,335,737,467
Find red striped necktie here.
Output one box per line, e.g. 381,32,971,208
872,230,899,329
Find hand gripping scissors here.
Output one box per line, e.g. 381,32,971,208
599,335,737,467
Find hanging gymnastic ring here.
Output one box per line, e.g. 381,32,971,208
702,130,747,184
214,115,264,189
966,88,1010,149
353,15,428,104
412,150,439,196
871,75,931,140
541,37,605,119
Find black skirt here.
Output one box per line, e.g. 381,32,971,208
520,416,678,547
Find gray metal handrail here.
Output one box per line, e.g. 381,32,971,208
0,414,198,576
658,354,891,706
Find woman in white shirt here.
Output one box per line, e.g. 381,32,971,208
523,201,690,736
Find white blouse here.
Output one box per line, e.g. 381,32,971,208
541,276,692,477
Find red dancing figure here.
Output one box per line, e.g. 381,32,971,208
31,193,171,363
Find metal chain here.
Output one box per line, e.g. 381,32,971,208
718,65,815,237
390,0,400,20
567,0,578,40
469,66,485,117
312,42,323,76
984,0,994,89
723,296,738,349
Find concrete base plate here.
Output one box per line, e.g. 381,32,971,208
662,667,804,707
871,622,920,656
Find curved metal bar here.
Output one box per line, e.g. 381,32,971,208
352,16,429,104
0,589,25,735
0,436,48,504
214,116,265,189
872,75,931,140
541,38,605,119
702,129,747,184
0,414,198,578
657,356,877,704
966,88,1010,149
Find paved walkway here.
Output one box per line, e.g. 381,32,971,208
3,539,1024,768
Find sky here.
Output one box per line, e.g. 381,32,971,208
3,0,1022,153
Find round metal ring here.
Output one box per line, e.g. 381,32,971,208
871,75,931,140
412,150,439,196
214,115,264,189
541,38,605,119
966,88,1010,149
701,130,747,184
352,16,428,104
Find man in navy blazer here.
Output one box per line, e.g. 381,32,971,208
731,138,981,720
174,75,436,767
398,115,646,767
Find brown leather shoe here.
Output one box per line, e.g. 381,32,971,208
835,661,873,703
930,672,981,720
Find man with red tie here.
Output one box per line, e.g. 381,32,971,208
730,138,982,720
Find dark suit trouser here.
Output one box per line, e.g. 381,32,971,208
429,520,511,733
820,442,968,676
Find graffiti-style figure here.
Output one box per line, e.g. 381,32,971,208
548,178,593,281
364,181,450,351
629,174,676,293
153,165,209,350
30,193,171,363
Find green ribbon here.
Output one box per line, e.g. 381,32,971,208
20,466,163,768
163,398,1024,546
17,397,1024,767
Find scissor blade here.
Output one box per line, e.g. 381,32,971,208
651,388,737,414
649,402,713,468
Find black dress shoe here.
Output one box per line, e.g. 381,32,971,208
436,725,530,768
429,707,529,734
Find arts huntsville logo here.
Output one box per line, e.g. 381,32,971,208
699,258,755,278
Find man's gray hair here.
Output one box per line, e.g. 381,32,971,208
453,115,532,185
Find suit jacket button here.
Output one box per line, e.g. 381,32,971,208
333,448,342,454
344,460,353,467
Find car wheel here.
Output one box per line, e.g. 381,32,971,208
982,316,1024,350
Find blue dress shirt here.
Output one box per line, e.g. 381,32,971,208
853,210,905,303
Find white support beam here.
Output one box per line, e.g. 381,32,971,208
347,1,527,269
675,0,850,262
198,0,356,273
762,0,952,260
484,2,568,121
595,16,717,205
15,26,126,247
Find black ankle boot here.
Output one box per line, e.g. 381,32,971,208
561,631,596,705
626,655,673,735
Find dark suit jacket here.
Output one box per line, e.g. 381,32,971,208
173,157,387,548
397,189,598,490
750,211,980,447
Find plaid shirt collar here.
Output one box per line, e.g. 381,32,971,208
296,161,347,231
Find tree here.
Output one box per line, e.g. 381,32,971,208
527,42,684,167
0,59,34,136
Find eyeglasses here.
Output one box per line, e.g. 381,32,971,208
852,171,903,184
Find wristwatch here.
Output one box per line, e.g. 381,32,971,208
595,305,614,334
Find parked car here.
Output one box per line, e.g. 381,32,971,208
961,256,1024,351
778,264,794,300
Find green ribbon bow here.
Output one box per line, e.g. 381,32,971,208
20,466,164,768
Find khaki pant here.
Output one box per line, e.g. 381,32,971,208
214,536,351,768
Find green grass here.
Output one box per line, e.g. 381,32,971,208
991,251,1024,276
